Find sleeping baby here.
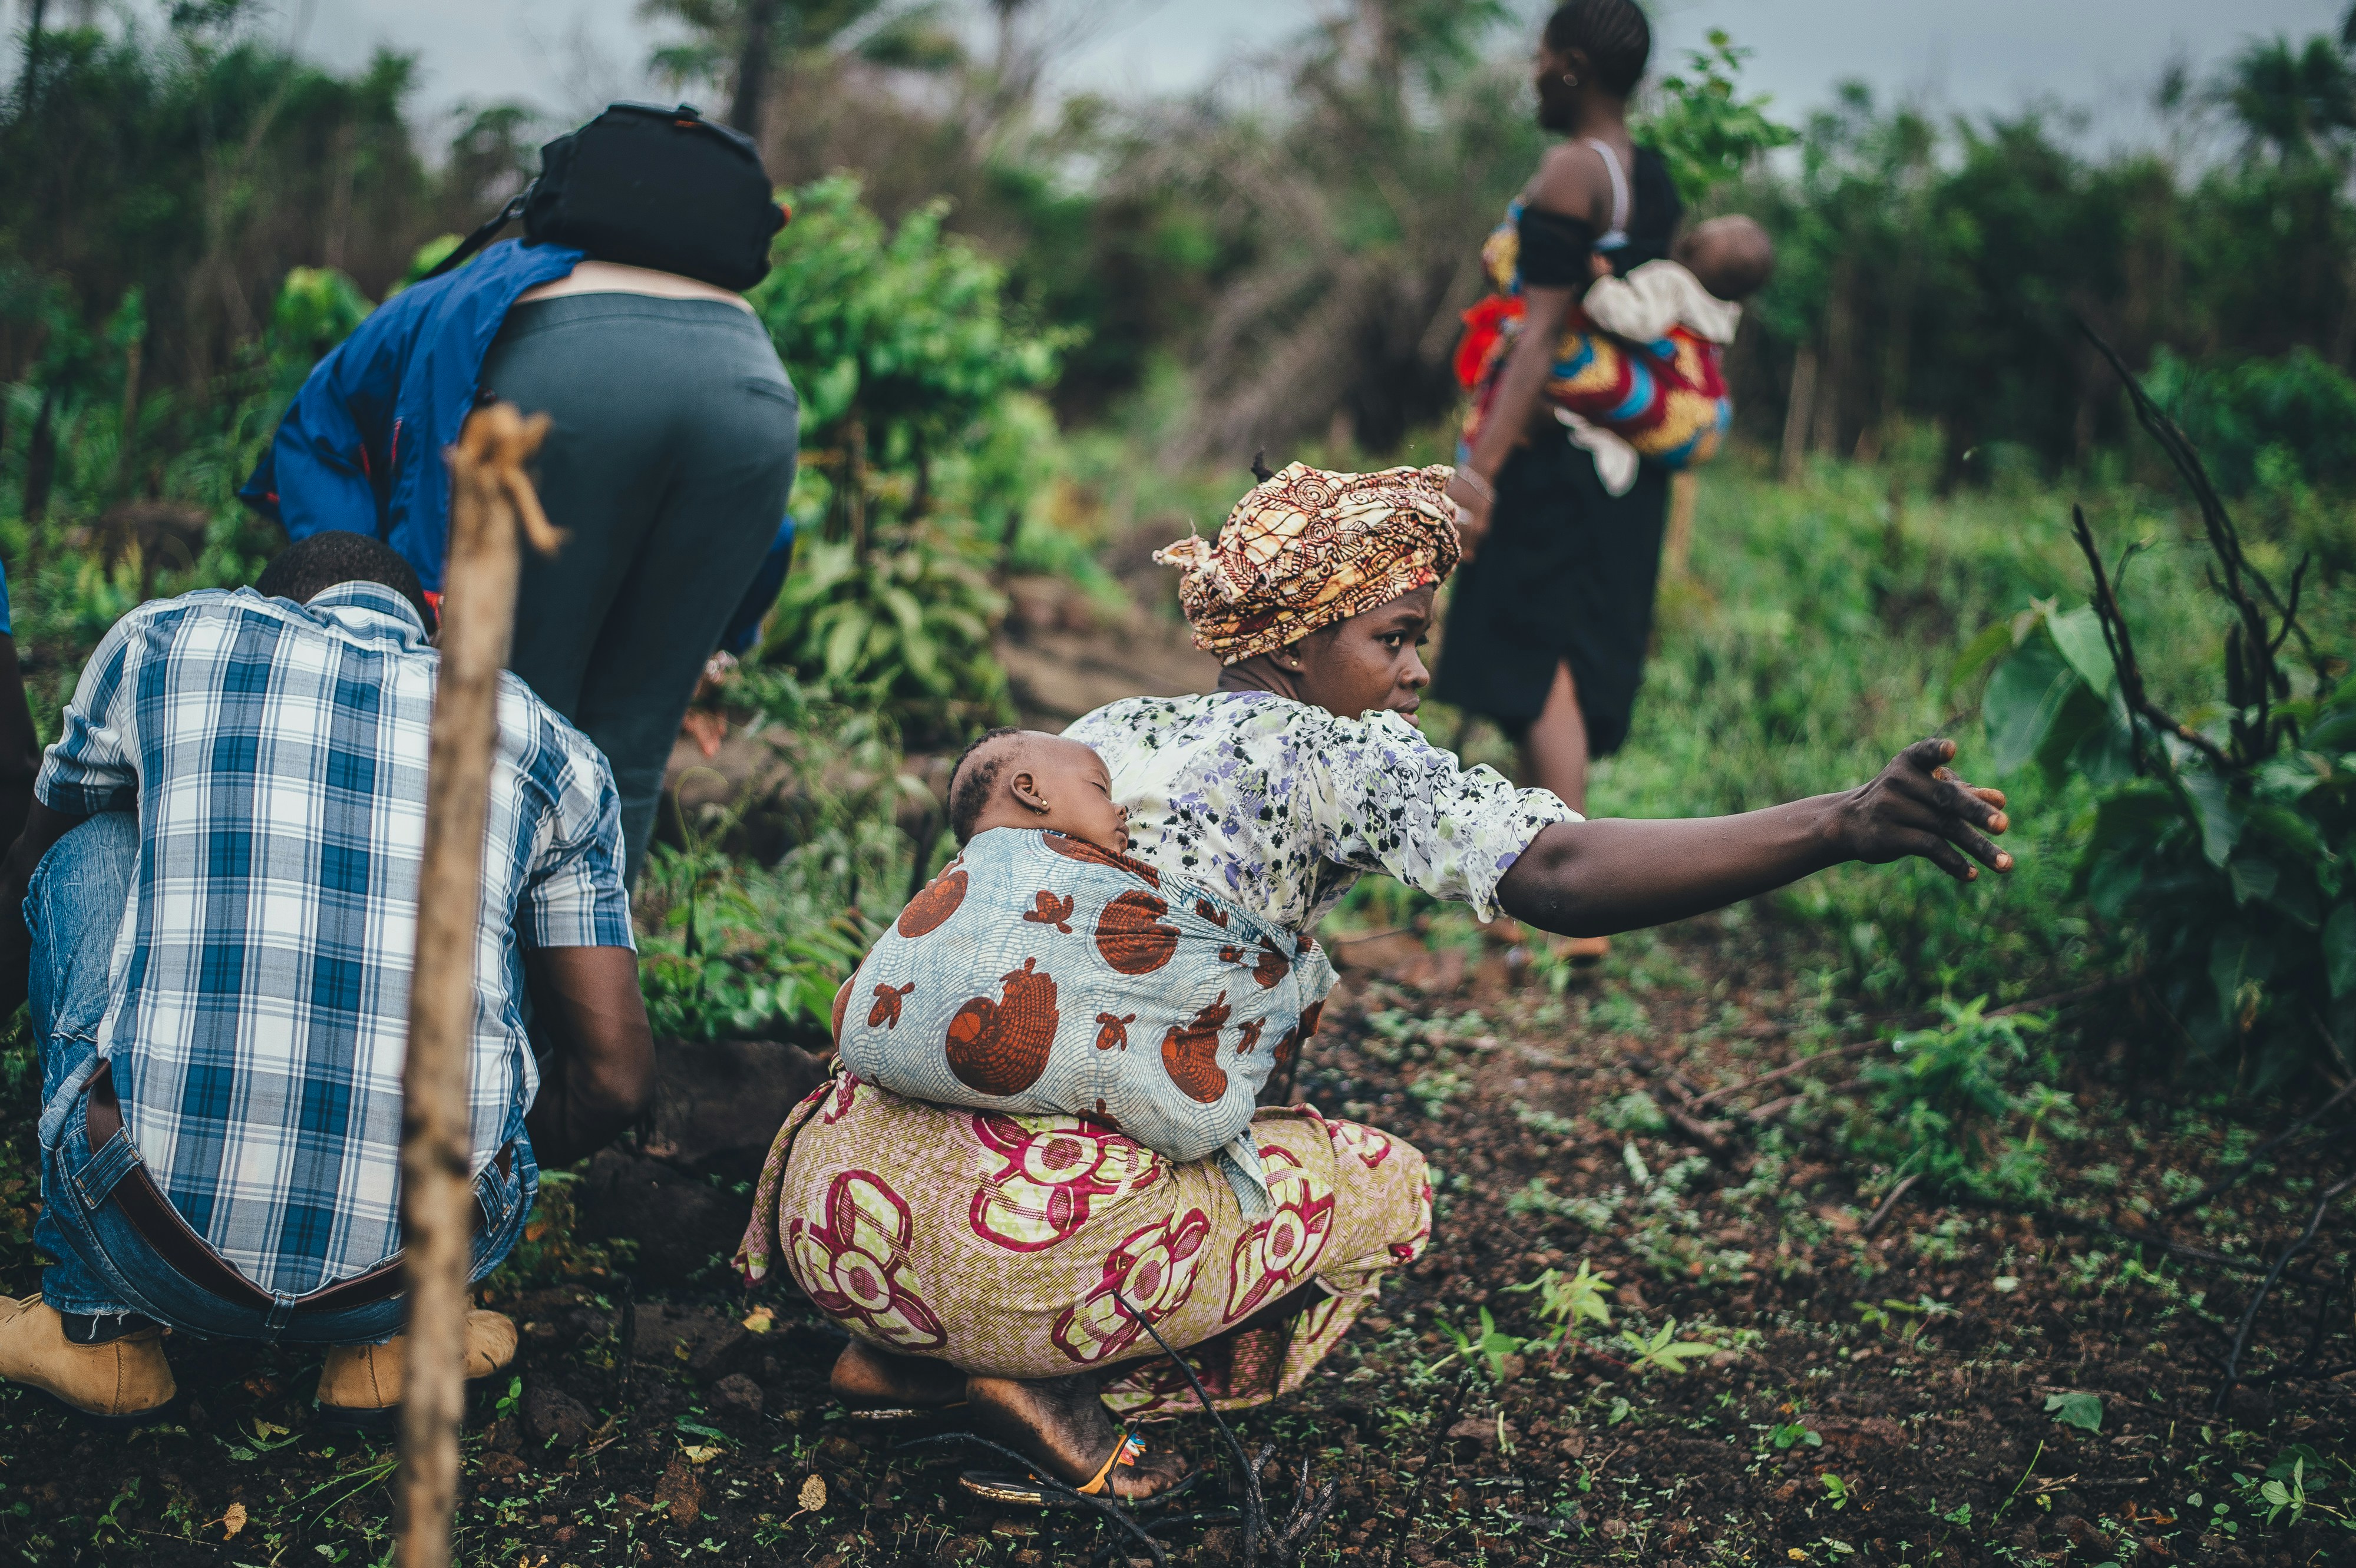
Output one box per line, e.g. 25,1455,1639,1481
829,728,1333,1218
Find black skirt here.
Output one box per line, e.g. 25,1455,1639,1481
1430,434,1670,759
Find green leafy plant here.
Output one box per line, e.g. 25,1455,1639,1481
761,536,1010,743
2261,1457,2308,1525
1772,1421,1824,1450
1971,335,2353,1089
1617,1317,1720,1377
747,177,1066,743
1841,995,2071,1201
1820,1473,1852,1510
1436,1306,1528,1384
1637,31,1799,203
1506,1259,1616,1354
2146,346,2356,495
636,674,922,1042
2044,1391,2103,1433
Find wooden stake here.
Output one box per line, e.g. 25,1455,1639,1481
396,403,559,1568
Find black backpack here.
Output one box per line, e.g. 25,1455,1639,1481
426,102,787,291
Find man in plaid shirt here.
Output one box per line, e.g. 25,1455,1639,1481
0,533,654,1424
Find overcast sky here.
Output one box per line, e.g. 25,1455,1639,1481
297,0,2347,146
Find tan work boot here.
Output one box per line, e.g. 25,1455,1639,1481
0,1295,177,1423
316,1309,518,1431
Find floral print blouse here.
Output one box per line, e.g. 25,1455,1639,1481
1063,692,1578,933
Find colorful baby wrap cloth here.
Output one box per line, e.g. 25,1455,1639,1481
835,828,1334,1220
1455,199,1732,475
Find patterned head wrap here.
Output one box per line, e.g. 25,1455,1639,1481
1154,462,1461,664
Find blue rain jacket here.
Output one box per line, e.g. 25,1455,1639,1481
238,240,585,591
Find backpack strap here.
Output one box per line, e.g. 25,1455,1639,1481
420,185,534,283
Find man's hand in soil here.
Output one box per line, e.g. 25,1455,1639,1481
1496,736,2012,938
524,946,656,1167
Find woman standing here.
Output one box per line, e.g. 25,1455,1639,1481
1438,0,1673,821
739,461,2014,1504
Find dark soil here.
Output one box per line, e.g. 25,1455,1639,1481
1,913,2350,1566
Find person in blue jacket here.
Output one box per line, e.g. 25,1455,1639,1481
241,239,799,884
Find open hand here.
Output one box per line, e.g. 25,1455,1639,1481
1834,737,2014,882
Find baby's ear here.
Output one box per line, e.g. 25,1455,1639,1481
1008,768,1052,813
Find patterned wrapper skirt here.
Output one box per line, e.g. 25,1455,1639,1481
739,1071,1432,1417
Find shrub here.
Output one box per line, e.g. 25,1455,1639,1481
1840,997,2074,1202
2146,346,2356,495
751,176,1066,742
1973,334,2355,1089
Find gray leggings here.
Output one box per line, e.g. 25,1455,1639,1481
480,293,799,882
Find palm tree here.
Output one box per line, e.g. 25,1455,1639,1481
2218,31,2356,166
638,0,961,142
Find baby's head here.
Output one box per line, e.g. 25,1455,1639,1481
947,728,1129,854
1674,216,1775,303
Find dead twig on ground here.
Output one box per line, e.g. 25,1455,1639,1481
1690,1040,1882,1108
2165,1077,2356,1215
1862,1173,1921,1238
1384,1372,1471,1568
1621,1054,1733,1158
1115,1284,1265,1562
894,1433,1169,1566
2212,1167,2356,1412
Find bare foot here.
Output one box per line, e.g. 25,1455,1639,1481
830,1342,966,1407
965,1372,1189,1503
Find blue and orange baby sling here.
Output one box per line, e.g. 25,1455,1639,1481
1456,199,1730,469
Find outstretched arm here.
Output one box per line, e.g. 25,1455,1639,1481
524,945,656,1167
1496,739,2012,938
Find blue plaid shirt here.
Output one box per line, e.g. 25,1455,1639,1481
37,582,633,1295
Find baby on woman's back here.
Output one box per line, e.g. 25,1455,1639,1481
946,727,1134,855
830,729,1332,1217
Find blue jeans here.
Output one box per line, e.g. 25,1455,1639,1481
27,813,536,1343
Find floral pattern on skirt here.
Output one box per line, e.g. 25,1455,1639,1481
741,1071,1430,1416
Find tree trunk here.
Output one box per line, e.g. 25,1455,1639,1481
325,120,356,273
114,332,143,498
18,0,47,111
731,0,779,142
396,403,556,1568
23,389,56,525
1663,471,1699,579
1779,347,1816,485
1813,272,1851,458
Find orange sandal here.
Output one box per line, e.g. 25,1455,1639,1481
1076,1428,1145,1495
957,1427,1161,1508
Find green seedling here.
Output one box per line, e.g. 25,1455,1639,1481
1505,1258,1614,1352
1820,1473,1851,1510
1772,1422,1823,1450
1618,1316,1719,1375
1436,1306,1528,1382
2261,1458,2307,1526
